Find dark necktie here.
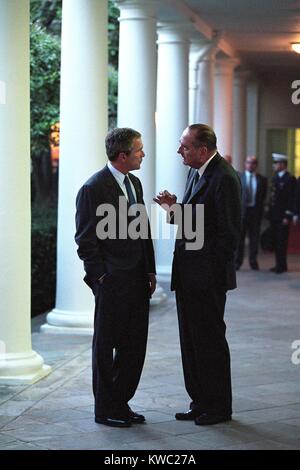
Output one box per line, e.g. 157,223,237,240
192,171,200,192
124,175,136,206
183,171,200,203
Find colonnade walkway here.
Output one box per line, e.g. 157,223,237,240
1,253,300,450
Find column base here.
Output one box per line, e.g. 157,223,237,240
41,324,93,336
40,308,94,335
0,350,51,385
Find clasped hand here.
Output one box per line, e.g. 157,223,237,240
153,190,177,210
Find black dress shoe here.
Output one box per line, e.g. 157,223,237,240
270,267,287,274
95,415,131,427
194,412,232,426
175,409,202,420
127,408,145,424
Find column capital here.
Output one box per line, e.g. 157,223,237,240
115,0,157,20
157,22,190,45
190,42,218,67
215,56,239,76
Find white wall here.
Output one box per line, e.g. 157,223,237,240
258,67,300,177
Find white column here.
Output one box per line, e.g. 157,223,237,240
195,50,216,126
189,46,199,124
117,1,166,304
246,79,259,158
189,39,219,126
214,57,237,157
117,0,157,209
41,0,108,334
0,0,50,383
232,70,248,171
156,25,189,276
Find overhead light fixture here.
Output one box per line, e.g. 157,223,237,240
291,42,300,54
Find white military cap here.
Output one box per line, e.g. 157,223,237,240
272,153,288,162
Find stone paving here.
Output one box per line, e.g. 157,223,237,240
0,253,300,450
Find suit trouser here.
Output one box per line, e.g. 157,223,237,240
176,288,232,415
236,207,261,266
92,273,149,417
271,221,290,271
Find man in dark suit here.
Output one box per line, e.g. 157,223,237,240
236,156,268,270
154,124,242,425
75,128,156,427
269,153,296,273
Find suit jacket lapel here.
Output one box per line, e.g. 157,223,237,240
256,174,261,202
241,172,246,190
187,175,208,203
185,153,222,203
128,173,143,203
182,170,196,204
102,165,125,206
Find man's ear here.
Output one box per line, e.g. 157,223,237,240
117,152,127,162
200,146,208,156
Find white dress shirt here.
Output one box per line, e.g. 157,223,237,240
107,161,137,202
195,151,218,180
245,170,257,207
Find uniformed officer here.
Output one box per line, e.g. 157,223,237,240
293,177,300,224
269,153,296,273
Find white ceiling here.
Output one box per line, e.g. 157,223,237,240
158,0,300,69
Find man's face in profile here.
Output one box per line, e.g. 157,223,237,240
124,138,145,172
177,129,207,169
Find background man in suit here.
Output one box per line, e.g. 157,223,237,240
236,156,268,270
75,128,156,428
154,124,242,426
269,153,296,273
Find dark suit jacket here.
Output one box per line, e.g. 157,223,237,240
239,172,268,219
269,172,296,222
294,177,300,217
75,165,156,289
171,154,242,293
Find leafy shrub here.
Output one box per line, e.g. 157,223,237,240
31,207,57,317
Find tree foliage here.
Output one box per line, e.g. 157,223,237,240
30,0,119,203
108,2,119,68
30,23,60,160
30,0,62,36
30,0,119,159
108,2,119,126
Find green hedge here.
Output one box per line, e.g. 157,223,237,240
31,207,57,317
